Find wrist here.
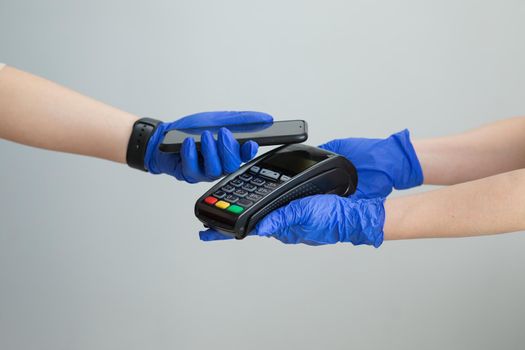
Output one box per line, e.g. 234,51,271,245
383,196,414,241
94,109,138,164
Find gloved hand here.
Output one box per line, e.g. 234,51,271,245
199,195,385,246
319,129,423,198
144,111,273,183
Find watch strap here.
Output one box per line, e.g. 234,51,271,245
126,117,162,171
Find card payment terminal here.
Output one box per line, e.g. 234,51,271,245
195,144,358,239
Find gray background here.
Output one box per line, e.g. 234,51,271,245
1,0,525,349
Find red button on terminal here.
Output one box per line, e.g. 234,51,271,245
204,196,218,205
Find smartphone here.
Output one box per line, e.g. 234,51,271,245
159,120,308,153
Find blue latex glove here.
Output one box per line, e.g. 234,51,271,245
200,195,386,247
319,129,423,199
144,111,273,183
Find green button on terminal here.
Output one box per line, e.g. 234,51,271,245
227,204,244,214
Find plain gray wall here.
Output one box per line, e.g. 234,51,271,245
1,1,525,349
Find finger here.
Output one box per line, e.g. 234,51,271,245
171,154,187,182
217,127,241,174
180,137,202,183
199,229,235,241
255,204,297,237
173,111,273,129
318,139,342,153
240,140,258,162
200,130,222,179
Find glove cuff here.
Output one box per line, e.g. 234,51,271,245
390,129,424,190
342,197,385,247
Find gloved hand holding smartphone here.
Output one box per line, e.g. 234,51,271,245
144,111,273,183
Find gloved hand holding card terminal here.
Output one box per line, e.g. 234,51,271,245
200,121,525,246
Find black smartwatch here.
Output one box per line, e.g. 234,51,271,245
126,117,162,171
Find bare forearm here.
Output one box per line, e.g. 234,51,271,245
0,65,138,163
413,117,525,185
384,169,525,240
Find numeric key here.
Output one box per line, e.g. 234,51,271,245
222,185,235,193
250,177,265,186
246,193,262,202
224,194,239,203
213,190,226,199
233,189,248,198
239,174,253,182
255,188,270,196
263,182,278,190
242,183,257,192
230,179,244,187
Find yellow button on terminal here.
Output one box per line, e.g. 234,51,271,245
215,200,230,209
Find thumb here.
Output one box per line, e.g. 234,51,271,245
199,229,234,241
318,139,343,153
173,111,273,129
208,111,273,126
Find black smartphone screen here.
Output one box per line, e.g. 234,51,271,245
159,120,307,153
